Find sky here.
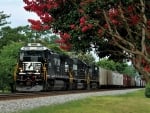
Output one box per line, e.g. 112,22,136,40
0,0,39,27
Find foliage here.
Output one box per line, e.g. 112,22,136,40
66,51,96,65
97,58,137,76
0,42,24,92
47,43,66,54
145,83,150,98
0,11,10,27
97,58,116,71
77,52,95,65
0,26,27,48
23,0,150,83
122,65,137,76
0,25,60,48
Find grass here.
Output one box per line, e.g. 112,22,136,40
15,89,150,113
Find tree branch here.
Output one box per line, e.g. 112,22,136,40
140,0,147,55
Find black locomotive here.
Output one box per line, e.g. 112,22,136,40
13,43,99,92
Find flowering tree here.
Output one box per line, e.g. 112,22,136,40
23,0,150,84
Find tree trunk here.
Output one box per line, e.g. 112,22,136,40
132,59,150,98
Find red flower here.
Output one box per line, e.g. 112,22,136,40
62,33,71,40
80,17,86,24
81,26,89,32
111,19,119,25
40,13,53,23
144,66,150,72
147,20,150,26
46,4,52,9
60,43,71,51
31,25,42,31
55,39,66,44
109,8,118,18
70,24,75,29
128,5,134,13
98,29,103,36
104,24,108,29
24,5,31,11
28,19,41,25
80,22,85,27
130,15,140,25
42,25,50,30
87,23,93,29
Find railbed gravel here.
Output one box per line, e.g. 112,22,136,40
0,89,142,113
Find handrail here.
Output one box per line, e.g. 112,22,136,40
69,69,74,83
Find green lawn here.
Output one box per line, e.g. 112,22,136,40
16,89,150,113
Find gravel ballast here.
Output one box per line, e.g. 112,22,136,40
0,89,143,113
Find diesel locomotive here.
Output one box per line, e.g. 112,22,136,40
13,43,145,92
13,43,99,92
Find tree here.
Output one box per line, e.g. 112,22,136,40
0,42,24,92
97,58,117,71
76,52,95,65
23,0,150,96
97,58,137,76
0,11,10,27
0,26,27,48
0,25,59,48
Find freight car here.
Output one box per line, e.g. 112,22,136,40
99,67,145,88
13,43,145,92
13,43,99,92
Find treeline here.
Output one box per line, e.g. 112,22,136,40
96,58,137,77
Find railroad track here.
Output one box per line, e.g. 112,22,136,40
0,88,137,101
0,89,105,101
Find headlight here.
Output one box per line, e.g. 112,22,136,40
36,70,39,73
19,68,23,72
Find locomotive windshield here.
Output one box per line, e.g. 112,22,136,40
20,50,46,62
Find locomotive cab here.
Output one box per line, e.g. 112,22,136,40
14,43,50,92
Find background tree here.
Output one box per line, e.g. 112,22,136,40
0,26,27,48
97,58,137,76
66,51,95,65
0,11,10,27
97,58,117,71
0,42,24,92
77,52,95,65
23,0,150,84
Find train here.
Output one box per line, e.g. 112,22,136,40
13,43,145,92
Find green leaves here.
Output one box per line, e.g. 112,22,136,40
0,42,23,74
0,42,23,91
145,82,150,98
97,58,136,76
0,11,10,27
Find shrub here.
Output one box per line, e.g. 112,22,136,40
145,83,150,98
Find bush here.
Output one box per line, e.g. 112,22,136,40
145,83,150,98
